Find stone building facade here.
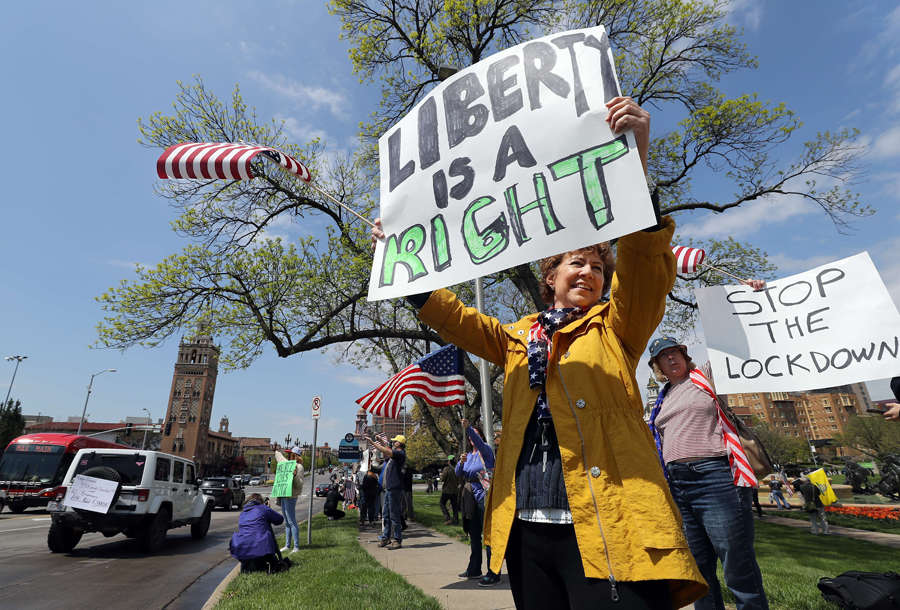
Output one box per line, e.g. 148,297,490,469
160,332,220,474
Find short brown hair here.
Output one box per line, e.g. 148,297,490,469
538,244,615,306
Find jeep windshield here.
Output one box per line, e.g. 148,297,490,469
0,443,66,484
73,453,146,486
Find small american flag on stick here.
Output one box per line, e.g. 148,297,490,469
672,245,706,274
356,345,466,418
156,142,311,182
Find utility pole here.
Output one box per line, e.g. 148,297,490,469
4,355,27,405
307,395,321,545
77,368,116,436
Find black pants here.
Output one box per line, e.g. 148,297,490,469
440,491,459,522
505,519,671,610
240,553,279,573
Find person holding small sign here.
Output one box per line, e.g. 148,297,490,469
646,336,769,610
372,97,706,610
273,450,304,554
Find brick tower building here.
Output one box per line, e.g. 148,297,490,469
160,331,220,474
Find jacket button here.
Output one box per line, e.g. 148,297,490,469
575,399,586,408
590,466,601,477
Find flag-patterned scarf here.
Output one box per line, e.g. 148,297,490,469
527,307,586,419
648,367,758,488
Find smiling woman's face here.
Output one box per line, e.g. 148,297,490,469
547,250,606,309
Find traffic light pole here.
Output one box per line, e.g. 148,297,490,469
306,416,318,545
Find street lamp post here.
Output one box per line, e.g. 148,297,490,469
141,407,152,449
4,355,27,405
76,368,117,436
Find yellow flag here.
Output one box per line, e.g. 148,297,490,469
807,468,838,506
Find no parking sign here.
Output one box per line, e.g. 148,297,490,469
311,395,321,419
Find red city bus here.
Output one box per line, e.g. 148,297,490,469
0,433,126,513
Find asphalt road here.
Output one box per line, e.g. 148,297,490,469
0,478,325,610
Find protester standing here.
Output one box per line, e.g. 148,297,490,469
648,337,768,610
360,468,380,526
372,434,407,550
440,456,460,525
372,97,706,609
273,450,303,553
795,476,829,535
768,477,791,510
456,420,494,581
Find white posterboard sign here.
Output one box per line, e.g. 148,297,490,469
695,252,900,394
368,25,657,301
63,474,119,514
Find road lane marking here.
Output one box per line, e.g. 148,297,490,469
0,525,48,533
31,517,51,521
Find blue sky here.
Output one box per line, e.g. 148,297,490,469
1,2,898,449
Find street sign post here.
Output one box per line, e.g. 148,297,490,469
307,395,321,545
338,433,362,463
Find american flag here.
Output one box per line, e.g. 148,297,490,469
690,368,758,488
156,142,311,182
672,245,706,274
356,345,466,418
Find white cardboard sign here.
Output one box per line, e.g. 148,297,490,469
368,25,657,301
695,252,900,394
63,474,119,513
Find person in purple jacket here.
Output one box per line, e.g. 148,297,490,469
456,418,495,581
229,493,285,573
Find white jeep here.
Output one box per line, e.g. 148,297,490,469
47,449,212,553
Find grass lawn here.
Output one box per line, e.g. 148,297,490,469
767,509,900,535
216,513,440,610
719,520,899,609
413,490,470,543
417,492,896,609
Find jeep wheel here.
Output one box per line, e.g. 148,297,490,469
139,508,169,553
48,524,82,553
191,504,211,540
9,500,25,514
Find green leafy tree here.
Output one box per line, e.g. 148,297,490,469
98,1,871,451
835,415,900,461
0,399,26,453
751,420,809,466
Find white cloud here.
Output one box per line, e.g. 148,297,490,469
248,71,347,117
725,0,763,31
336,373,385,388
106,259,153,271
868,125,900,159
678,194,813,240
277,114,330,144
872,236,900,306
767,252,842,275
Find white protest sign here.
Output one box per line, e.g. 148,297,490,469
696,252,900,394
63,474,119,513
368,25,657,301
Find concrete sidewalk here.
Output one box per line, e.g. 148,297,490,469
358,521,515,610
760,514,900,548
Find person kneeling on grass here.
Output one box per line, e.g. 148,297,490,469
229,493,292,573
324,483,346,520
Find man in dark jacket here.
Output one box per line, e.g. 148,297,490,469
324,484,346,520
229,494,285,572
360,468,380,526
371,434,406,550
440,455,460,524
794,476,829,535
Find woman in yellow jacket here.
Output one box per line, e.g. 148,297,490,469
372,98,705,609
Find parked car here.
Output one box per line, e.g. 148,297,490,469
47,449,212,553
249,477,261,486
200,477,245,510
315,483,332,497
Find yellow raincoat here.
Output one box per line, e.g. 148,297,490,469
418,216,707,607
